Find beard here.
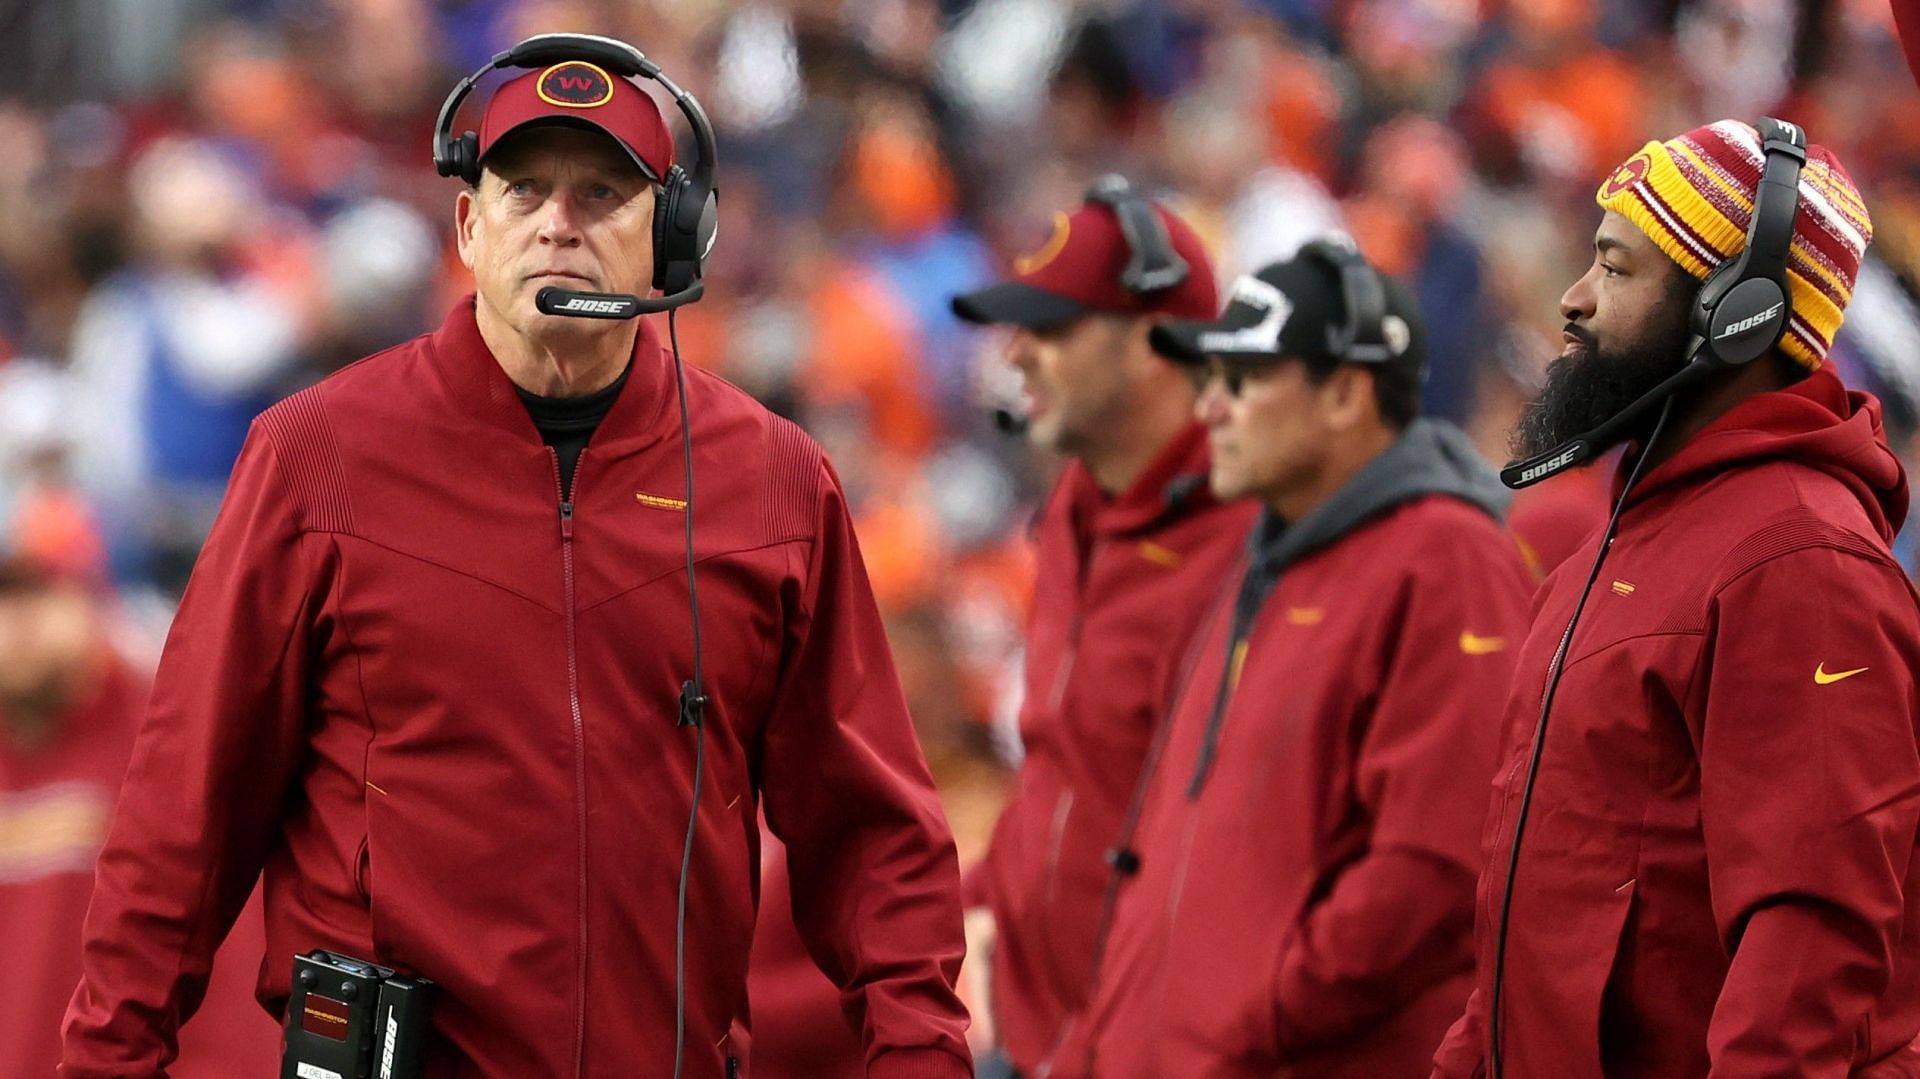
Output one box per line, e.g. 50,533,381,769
1511,304,1695,461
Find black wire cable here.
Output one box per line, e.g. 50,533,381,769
669,307,709,1079
1487,395,1679,1079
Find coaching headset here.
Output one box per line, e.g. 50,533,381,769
1082,173,1192,294
434,34,717,1079
1486,117,1808,1079
992,174,1190,434
1298,235,1404,365
434,32,719,315
1501,118,1807,489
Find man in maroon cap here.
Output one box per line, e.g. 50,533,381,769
61,36,972,1079
947,178,1257,1076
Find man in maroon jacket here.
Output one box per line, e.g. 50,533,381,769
61,40,971,1079
943,180,1255,1075
1434,121,1920,1078
0,542,153,1079
1048,242,1534,1078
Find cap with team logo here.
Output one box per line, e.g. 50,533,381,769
951,199,1218,328
475,60,676,183
1149,249,1425,379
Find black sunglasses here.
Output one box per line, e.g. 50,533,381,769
1186,357,1272,399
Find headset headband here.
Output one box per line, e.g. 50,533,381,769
1299,237,1392,364
432,31,717,213
1722,119,1805,300
1082,174,1190,295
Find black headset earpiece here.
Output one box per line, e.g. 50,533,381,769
1299,237,1395,363
433,31,719,310
443,132,480,187
1690,117,1806,369
652,163,718,295
1082,174,1190,295
652,164,686,293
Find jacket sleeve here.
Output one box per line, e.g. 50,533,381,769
1893,0,1920,92
1271,528,1528,1056
1698,544,1920,1078
61,423,327,1078
759,455,973,1079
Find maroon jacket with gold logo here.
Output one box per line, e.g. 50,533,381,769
965,424,1255,1072
1053,420,1532,1078
61,299,972,1079
1435,367,1920,1078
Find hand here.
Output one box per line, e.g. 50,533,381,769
962,907,998,1052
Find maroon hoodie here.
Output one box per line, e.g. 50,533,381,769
964,424,1256,1072
1049,419,1533,1078
60,299,971,1079
1435,366,1920,1078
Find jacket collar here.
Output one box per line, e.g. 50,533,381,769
1245,418,1507,578
426,295,677,451
1062,423,1220,539
1611,364,1907,539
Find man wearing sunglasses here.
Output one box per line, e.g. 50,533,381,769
1046,243,1532,1077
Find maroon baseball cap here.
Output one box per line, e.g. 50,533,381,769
476,61,676,183
953,199,1218,328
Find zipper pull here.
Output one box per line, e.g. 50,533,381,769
559,501,574,540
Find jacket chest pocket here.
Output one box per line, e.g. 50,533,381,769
1528,634,1690,842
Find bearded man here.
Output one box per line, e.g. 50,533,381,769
1434,119,1920,1078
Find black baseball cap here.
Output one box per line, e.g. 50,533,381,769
1149,246,1426,379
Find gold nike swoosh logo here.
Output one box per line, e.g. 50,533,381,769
1814,663,1869,685
1459,631,1506,656
1138,541,1181,568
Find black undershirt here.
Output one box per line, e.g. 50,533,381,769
515,363,632,501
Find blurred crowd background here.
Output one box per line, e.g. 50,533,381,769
5,0,1920,1068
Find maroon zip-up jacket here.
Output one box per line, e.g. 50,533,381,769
1435,366,1920,1078
964,424,1255,1071
60,298,972,1079
1051,420,1532,1078
967,422,1251,1067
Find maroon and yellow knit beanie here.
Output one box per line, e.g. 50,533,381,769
1595,119,1872,370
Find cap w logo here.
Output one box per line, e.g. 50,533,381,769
537,62,614,108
